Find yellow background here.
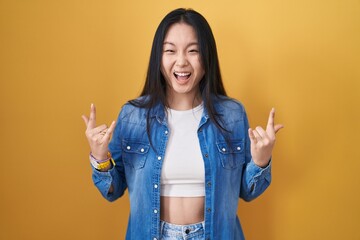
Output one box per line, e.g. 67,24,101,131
1,0,359,239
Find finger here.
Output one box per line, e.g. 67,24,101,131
248,128,258,144
253,128,263,142
255,126,268,139
266,108,275,131
103,121,116,142
88,103,96,129
81,115,89,127
88,124,108,136
274,124,284,134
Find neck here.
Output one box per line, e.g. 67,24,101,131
166,91,202,111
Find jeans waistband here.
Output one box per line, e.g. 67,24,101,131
160,220,205,232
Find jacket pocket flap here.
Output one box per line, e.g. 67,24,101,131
216,140,244,154
122,140,150,154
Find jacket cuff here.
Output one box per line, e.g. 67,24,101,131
247,158,272,183
91,164,114,197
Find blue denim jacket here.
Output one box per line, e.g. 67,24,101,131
92,96,271,240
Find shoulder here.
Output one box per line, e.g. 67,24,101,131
213,95,246,113
210,95,247,124
117,96,148,124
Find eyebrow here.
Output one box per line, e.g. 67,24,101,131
163,41,199,47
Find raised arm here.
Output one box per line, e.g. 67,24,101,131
248,108,283,167
82,103,116,192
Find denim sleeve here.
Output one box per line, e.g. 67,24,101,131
240,159,272,201
239,108,272,201
91,107,128,202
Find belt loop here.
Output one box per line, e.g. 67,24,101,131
160,220,165,235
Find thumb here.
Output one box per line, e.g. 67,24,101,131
274,124,284,134
81,115,89,127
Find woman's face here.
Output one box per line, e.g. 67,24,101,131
161,23,205,101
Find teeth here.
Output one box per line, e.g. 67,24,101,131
174,72,191,77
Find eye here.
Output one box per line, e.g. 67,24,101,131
164,49,175,53
189,49,199,53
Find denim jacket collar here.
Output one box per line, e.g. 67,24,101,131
147,95,233,125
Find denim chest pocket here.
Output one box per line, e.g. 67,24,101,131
216,139,245,169
122,139,150,169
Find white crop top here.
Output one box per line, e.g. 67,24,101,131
160,103,205,197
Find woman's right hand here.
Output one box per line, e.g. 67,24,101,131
81,103,116,160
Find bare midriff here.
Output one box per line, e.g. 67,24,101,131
160,196,205,225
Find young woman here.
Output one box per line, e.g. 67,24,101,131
82,8,283,240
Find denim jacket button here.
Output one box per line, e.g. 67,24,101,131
154,184,158,189
157,156,162,160
126,146,131,150
154,209,158,214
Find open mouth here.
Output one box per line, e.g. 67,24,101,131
174,71,191,81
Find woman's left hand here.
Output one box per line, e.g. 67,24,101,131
248,108,284,167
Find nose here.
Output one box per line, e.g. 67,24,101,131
176,52,188,67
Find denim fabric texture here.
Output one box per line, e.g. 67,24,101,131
160,221,205,240
92,95,272,240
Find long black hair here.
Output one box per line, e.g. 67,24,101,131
130,8,229,140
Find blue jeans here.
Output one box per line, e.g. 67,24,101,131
160,220,205,240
